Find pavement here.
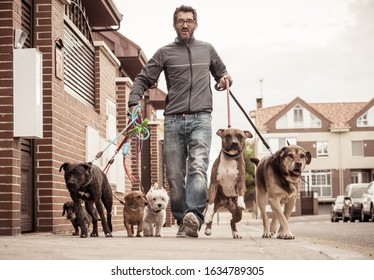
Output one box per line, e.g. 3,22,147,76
0,210,371,260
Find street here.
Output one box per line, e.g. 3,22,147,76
0,212,373,260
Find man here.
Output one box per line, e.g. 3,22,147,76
128,5,232,238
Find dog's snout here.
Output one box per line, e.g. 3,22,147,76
295,161,302,168
67,180,76,188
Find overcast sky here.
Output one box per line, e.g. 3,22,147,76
113,0,374,155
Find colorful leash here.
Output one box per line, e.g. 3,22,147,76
92,105,150,180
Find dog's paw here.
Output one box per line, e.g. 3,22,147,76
270,229,277,236
237,196,246,210
277,232,295,240
90,232,99,237
262,232,272,238
105,232,113,238
155,234,162,237
204,228,212,236
80,233,88,238
232,231,242,239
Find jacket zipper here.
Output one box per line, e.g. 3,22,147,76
186,43,193,113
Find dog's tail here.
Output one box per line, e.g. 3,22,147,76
250,158,259,166
113,193,125,206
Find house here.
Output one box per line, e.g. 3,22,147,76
0,0,167,236
250,96,374,205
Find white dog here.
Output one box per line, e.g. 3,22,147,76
143,183,169,237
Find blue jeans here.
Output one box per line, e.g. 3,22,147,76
164,112,212,225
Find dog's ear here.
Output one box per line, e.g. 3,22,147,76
273,147,287,165
79,163,92,174
244,130,253,139
305,151,312,165
59,163,69,172
275,147,287,158
216,129,225,136
124,193,133,204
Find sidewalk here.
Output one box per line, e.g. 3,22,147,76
0,211,369,260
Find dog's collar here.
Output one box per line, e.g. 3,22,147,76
78,169,96,193
221,149,242,160
126,204,140,211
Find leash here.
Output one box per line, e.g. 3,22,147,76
225,79,231,128
215,81,273,155
92,105,150,178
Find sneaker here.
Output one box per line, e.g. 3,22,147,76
183,213,200,238
176,224,186,238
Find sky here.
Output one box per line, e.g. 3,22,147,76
113,0,374,156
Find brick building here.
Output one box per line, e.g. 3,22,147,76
0,0,167,236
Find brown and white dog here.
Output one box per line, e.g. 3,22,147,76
123,191,148,237
250,144,311,239
204,128,253,239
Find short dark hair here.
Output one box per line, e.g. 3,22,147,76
173,5,197,23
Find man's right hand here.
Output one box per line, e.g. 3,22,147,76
128,105,143,119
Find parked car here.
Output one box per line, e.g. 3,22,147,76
330,195,349,222
342,183,368,222
361,181,374,222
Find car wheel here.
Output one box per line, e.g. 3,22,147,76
332,213,337,223
361,207,368,222
343,216,348,222
371,206,374,222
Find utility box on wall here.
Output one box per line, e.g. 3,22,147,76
13,48,43,138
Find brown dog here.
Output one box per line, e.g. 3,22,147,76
250,144,311,239
123,191,148,237
204,128,253,239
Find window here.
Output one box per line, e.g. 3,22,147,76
351,171,370,183
294,105,303,128
310,114,322,128
357,113,368,127
63,0,95,106
301,170,332,197
316,141,329,157
260,137,296,153
352,141,363,157
275,104,322,129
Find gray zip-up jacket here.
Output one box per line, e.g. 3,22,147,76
128,36,229,115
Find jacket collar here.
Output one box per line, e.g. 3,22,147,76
175,36,195,45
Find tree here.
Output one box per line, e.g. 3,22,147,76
243,141,256,210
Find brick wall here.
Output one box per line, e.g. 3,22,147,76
0,0,23,235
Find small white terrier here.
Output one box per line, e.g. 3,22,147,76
143,183,169,237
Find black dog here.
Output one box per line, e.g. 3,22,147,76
59,162,113,238
62,201,93,236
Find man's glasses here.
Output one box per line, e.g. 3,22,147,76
175,19,196,26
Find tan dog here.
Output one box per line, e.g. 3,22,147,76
123,191,148,237
250,144,311,239
204,128,253,239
